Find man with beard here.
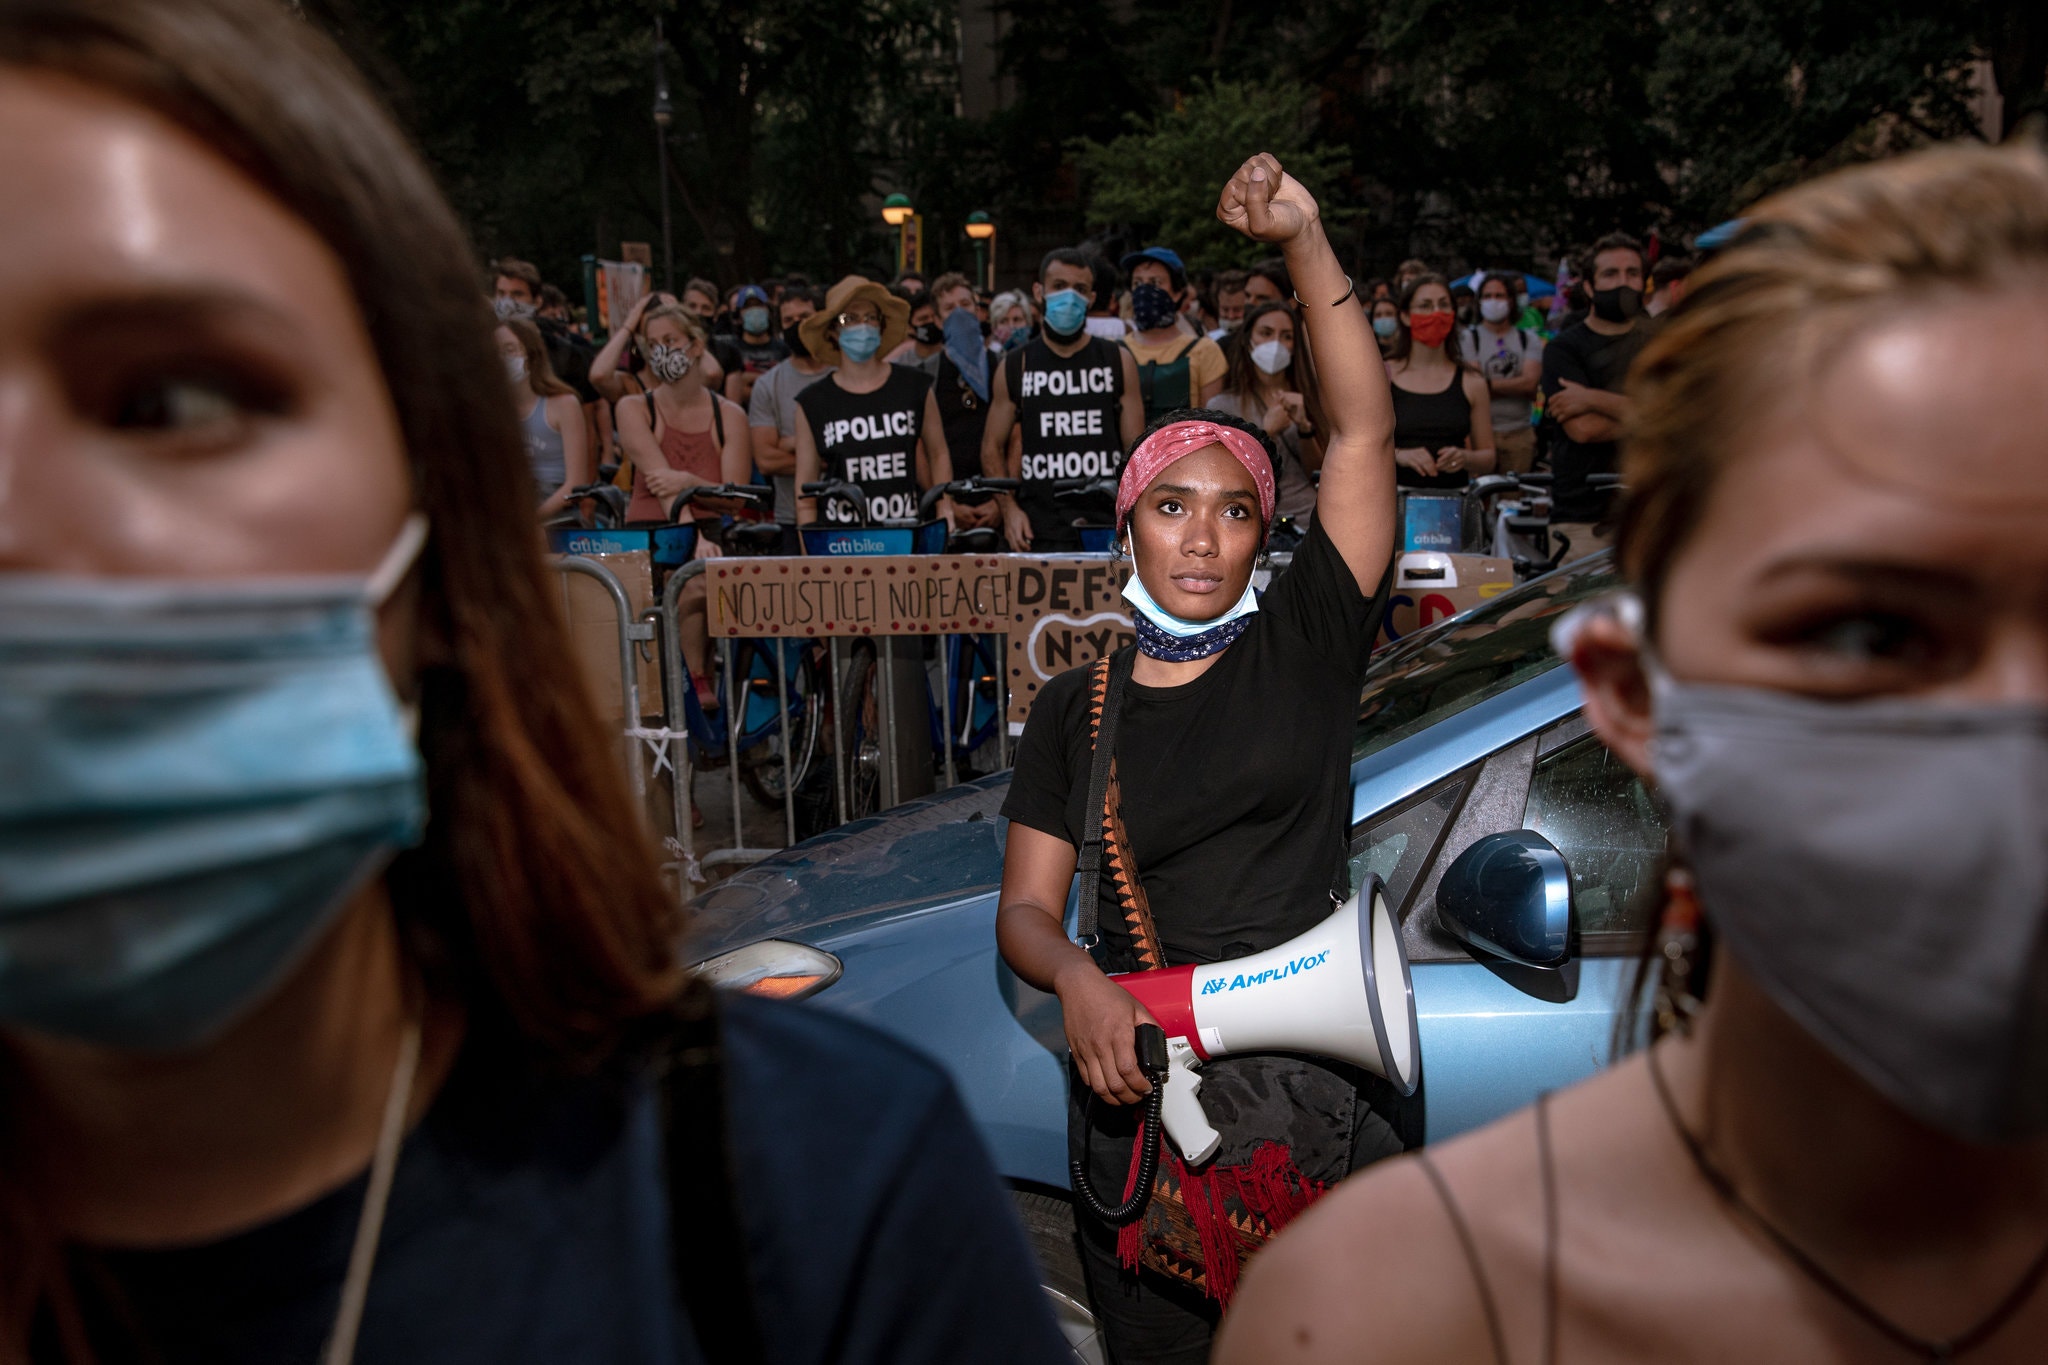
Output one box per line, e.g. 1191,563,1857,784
1540,232,1656,556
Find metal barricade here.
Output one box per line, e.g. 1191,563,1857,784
554,547,1139,900
547,554,652,806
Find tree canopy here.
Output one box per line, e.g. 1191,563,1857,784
315,0,2046,294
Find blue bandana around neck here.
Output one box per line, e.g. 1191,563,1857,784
1122,567,1259,661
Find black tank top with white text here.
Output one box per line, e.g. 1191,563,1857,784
1006,336,1126,550
797,366,931,523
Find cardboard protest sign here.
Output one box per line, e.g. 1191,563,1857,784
1378,552,1515,647
1006,558,1135,731
702,555,1012,637
551,548,661,723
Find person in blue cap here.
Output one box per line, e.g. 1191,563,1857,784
1120,245,1229,423
719,282,788,408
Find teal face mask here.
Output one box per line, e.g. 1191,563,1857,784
1042,288,1089,337
837,323,883,363
0,517,430,1050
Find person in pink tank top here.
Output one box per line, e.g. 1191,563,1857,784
615,305,751,714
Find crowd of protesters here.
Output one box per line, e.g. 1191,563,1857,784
488,229,1696,563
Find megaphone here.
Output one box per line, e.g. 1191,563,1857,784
1108,874,1419,1164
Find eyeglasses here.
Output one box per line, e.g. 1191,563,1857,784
835,311,882,328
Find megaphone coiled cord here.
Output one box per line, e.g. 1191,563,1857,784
1071,1024,1169,1226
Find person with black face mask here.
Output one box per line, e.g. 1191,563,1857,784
1539,231,1654,556
746,286,834,528
887,289,947,376
1120,246,1227,423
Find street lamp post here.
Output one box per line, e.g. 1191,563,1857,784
652,21,675,293
882,193,914,278
965,211,995,292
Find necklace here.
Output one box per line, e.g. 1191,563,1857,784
1646,1044,2048,1361
320,1018,422,1365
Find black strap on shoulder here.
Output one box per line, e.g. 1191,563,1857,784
1074,646,1136,946
710,393,727,447
661,997,769,1365
1416,1149,1512,1365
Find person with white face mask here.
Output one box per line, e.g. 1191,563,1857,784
1219,140,2048,1365
495,317,591,517
1208,300,1323,526
1462,270,1546,474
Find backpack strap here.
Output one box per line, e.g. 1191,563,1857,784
661,998,768,1365
710,393,728,447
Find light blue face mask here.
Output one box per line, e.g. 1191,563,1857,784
1121,554,1260,637
0,517,430,1051
837,323,883,363
1042,288,1089,337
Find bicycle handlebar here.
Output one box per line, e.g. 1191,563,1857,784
668,482,772,522
918,476,1022,518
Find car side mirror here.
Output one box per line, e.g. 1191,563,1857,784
1435,830,1580,1002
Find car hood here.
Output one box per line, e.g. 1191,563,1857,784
684,775,1010,961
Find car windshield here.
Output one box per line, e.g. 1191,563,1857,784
1354,553,1624,760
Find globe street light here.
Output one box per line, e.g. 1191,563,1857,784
965,210,995,292
882,193,914,276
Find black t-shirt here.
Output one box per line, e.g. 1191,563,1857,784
43,997,1066,1365
1002,517,1392,969
1007,337,1126,551
1540,319,1655,521
797,366,932,524
731,334,791,377
934,353,989,481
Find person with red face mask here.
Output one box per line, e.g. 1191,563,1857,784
1386,273,1496,489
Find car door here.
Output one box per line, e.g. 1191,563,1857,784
1347,710,1668,1143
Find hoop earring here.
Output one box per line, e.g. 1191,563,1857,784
1654,864,1704,1037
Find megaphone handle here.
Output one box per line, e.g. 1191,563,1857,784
1160,1051,1221,1166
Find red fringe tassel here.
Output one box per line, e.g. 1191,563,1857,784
1112,1137,1331,1308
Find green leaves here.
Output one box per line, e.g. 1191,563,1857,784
1073,80,1345,270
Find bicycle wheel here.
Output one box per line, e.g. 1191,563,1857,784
836,640,883,820
740,641,825,809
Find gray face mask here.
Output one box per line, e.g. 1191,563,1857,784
1650,673,2048,1144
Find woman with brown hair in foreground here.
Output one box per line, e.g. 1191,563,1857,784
0,2,1062,1361
1218,141,2048,1363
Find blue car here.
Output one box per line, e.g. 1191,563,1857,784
688,551,1664,1354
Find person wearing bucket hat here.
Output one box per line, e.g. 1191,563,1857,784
794,276,955,526
996,153,1402,1359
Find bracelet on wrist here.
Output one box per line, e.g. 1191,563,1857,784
1294,275,1356,310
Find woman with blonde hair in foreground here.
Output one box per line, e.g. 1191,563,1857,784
1219,140,2048,1363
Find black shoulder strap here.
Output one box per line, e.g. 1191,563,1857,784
1074,646,1136,946
662,998,769,1365
710,394,727,447
1416,1149,1512,1365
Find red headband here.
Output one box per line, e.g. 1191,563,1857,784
1115,420,1276,531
